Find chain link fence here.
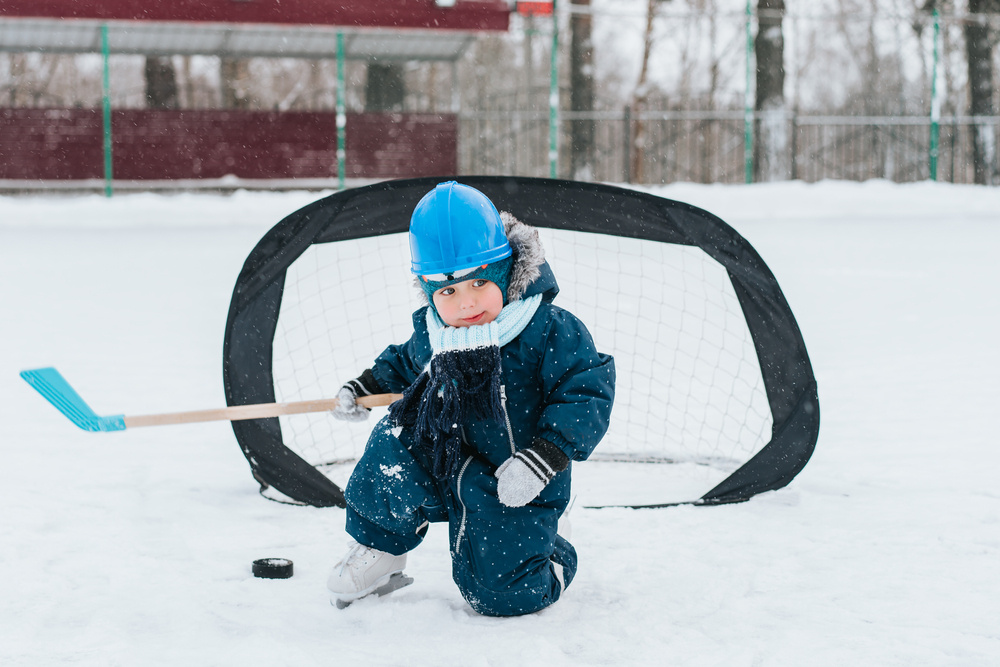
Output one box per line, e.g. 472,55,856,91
459,109,1000,184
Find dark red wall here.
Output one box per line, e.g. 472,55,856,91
0,108,457,181
0,0,510,31
344,113,457,180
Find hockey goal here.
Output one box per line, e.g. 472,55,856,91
223,177,819,508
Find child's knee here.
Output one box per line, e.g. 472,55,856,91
450,540,576,617
345,417,445,543
452,556,563,617
345,506,425,555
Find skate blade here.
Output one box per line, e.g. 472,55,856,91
334,572,414,609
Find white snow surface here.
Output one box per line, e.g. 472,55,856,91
2,180,998,665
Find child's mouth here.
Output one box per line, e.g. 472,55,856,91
462,312,485,324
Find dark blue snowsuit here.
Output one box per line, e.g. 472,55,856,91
344,261,615,617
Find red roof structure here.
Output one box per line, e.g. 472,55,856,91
0,0,515,186
0,0,511,61
0,1,511,32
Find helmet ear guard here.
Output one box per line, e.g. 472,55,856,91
409,181,513,276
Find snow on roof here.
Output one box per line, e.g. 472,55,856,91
0,17,481,61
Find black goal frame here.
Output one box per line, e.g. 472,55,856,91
223,177,820,508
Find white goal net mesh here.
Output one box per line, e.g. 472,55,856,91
270,229,772,506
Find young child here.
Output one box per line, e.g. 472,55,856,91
327,181,615,616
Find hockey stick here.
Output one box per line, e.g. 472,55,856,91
20,367,401,432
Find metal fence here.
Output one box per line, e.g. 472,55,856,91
459,110,1000,185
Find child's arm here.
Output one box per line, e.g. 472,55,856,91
495,307,614,506
533,307,616,463
329,309,431,422
369,309,433,392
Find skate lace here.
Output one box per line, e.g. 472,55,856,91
337,541,371,577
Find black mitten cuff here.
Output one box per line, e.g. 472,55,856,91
344,368,384,397
527,437,570,475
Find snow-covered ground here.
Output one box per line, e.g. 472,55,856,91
2,180,998,666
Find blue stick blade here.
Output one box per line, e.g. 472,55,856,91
20,367,126,432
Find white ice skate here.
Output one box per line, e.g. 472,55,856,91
327,540,412,609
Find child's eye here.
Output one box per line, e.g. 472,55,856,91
472,279,488,288
438,287,455,297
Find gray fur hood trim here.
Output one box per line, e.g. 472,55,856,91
500,212,545,302
413,212,547,304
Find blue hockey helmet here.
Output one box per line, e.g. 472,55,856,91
408,181,512,275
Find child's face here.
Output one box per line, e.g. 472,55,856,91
432,278,504,327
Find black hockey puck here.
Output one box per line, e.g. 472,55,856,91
252,558,294,579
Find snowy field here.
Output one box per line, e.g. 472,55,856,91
1,180,998,666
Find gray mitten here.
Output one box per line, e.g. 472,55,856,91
330,370,382,422
495,438,570,507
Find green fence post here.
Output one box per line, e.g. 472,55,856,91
101,24,113,198
929,9,941,181
336,32,346,191
549,0,559,179
744,0,754,184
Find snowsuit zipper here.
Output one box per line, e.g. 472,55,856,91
499,384,516,456
454,386,515,553
453,456,474,553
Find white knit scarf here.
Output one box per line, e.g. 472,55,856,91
425,293,543,357
389,294,543,480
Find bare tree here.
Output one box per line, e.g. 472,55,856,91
753,0,789,181
3,54,64,107
570,0,596,180
629,0,663,183
965,0,999,184
144,56,179,109
220,58,253,109
6,54,26,106
365,62,406,111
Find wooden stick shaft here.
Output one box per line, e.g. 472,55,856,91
123,393,401,429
